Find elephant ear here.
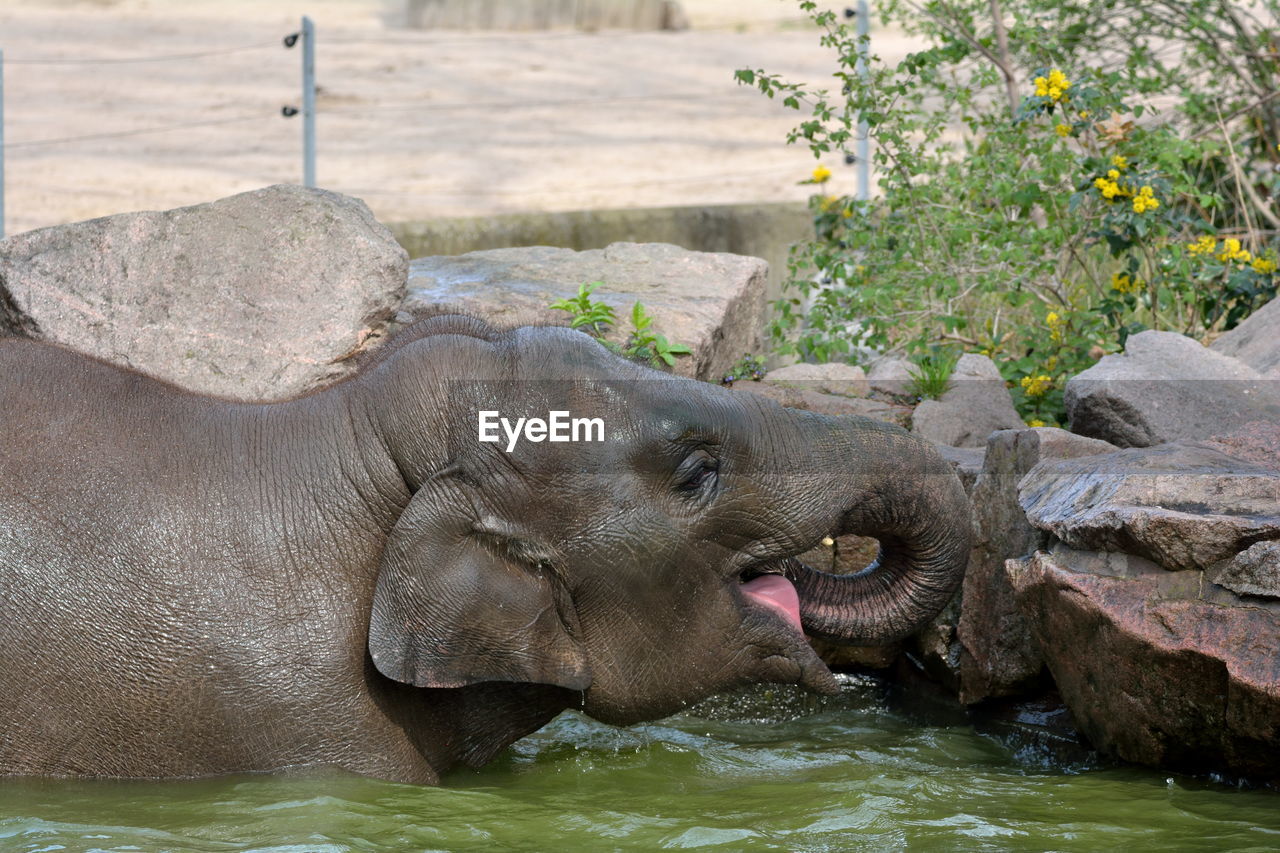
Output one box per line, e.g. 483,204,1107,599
368,488,591,691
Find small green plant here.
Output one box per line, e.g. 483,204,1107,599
624,302,692,368
720,353,768,385
549,282,692,370
906,351,959,401
548,281,616,336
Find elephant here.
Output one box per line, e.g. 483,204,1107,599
0,315,970,784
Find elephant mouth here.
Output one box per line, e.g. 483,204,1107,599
736,560,841,695
738,573,803,632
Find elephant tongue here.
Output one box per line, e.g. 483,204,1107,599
741,575,802,632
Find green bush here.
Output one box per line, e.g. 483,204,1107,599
738,0,1279,425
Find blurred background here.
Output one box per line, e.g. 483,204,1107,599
0,0,914,236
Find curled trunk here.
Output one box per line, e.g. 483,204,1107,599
785,414,971,645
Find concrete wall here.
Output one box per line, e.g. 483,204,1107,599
388,201,812,305
401,0,688,30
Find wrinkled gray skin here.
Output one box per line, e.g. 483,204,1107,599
0,315,969,783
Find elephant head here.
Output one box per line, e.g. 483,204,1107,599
359,318,970,726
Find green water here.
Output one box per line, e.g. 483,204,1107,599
1,675,1276,852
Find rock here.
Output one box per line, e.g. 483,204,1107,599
1019,441,1280,572
1208,541,1280,599
934,445,985,495
763,362,869,397
866,357,914,396
911,590,964,692
1205,420,1280,470
1009,546,1280,782
0,185,407,401
954,428,1117,704
402,243,766,382
911,354,1024,448
727,381,911,427
1064,330,1280,447
910,401,964,445
1211,295,1280,377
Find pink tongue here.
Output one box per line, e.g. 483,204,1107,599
741,575,803,632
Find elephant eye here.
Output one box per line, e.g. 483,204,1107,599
675,449,719,493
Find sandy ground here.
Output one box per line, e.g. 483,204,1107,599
0,0,921,236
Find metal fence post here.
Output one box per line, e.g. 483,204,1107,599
1,48,6,239
302,16,316,188
856,0,870,202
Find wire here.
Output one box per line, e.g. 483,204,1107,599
323,90,759,117
3,113,271,149
4,40,280,65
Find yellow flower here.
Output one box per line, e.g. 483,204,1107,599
1094,177,1129,200
1217,238,1253,263
1046,355,1058,371
811,165,832,184
1252,256,1277,274
1187,235,1217,256
1027,419,1046,428
1132,195,1159,213
1131,186,1159,213
818,194,838,212
1020,374,1054,397
841,206,854,219
1045,311,1065,342
1033,68,1071,102
1111,155,1128,170
1111,272,1143,294
1107,169,1120,180
1055,123,1071,137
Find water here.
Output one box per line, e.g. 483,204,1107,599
1,675,1276,852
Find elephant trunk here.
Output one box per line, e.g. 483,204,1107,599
784,413,971,646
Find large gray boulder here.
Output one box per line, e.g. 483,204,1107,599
1009,546,1280,783
955,427,1116,703
981,422,1280,781
911,354,1024,448
1019,441,1280,572
1211,296,1280,377
402,243,768,381
0,185,408,401
1064,330,1280,447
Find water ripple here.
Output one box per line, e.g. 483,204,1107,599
0,681,1277,852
